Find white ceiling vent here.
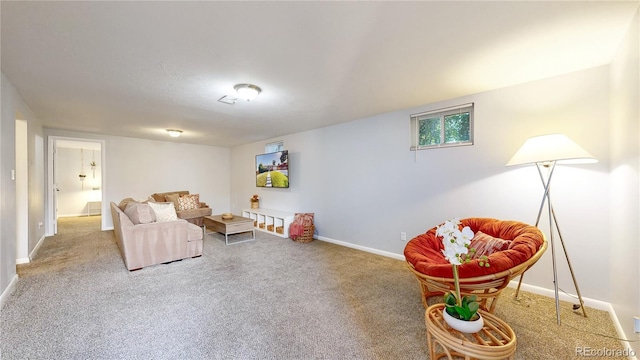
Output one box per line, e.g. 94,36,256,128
218,95,238,105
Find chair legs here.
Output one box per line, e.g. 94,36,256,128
415,277,502,313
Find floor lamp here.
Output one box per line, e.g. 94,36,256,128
506,134,597,325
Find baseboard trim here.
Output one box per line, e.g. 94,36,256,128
507,280,610,311
0,275,19,310
16,257,30,264
29,234,47,260
315,235,405,261
507,281,636,359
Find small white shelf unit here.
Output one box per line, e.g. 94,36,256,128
87,201,102,216
242,208,294,238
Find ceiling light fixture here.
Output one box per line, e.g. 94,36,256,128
234,83,262,101
166,129,183,138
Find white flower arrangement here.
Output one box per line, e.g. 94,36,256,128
436,218,488,321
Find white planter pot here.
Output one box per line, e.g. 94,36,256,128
442,309,484,333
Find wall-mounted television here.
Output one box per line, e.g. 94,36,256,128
256,150,289,188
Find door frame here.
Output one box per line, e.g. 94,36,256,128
15,119,29,263
46,136,107,235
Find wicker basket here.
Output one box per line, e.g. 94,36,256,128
292,225,314,243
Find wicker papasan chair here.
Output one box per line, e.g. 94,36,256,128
404,218,547,313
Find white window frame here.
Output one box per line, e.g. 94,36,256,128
410,103,474,150
265,140,284,153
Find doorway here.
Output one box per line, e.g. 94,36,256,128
47,137,106,235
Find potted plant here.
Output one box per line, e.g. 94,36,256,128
250,194,260,209
436,218,489,333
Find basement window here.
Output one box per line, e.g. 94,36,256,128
265,141,284,153
410,103,474,150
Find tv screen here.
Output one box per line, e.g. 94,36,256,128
256,150,289,188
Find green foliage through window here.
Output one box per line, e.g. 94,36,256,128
418,117,440,146
411,104,474,149
444,112,470,143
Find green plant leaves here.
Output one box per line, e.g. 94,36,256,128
443,292,480,321
444,292,457,306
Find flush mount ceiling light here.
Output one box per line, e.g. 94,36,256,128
234,83,262,101
166,129,183,137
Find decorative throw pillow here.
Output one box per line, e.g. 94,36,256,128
164,193,180,210
177,194,200,211
124,202,156,224
294,213,314,227
151,193,165,202
148,202,178,222
469,231,510,259
190,194,200,207
118,198,137,211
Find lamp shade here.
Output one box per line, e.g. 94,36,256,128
506,134,597,166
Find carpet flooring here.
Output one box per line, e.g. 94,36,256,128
0,216,628,359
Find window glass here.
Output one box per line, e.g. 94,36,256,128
265,141,283,153
444,112,470,143
411,104,473,150
419,117,441,146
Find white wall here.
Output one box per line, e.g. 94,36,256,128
1,73,45,306
0,74,17,302
44,129,232,229
30,132,45,254
56,147,102,217
231,65,612,303
609,8,640,354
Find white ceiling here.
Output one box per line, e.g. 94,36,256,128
2,1,638,147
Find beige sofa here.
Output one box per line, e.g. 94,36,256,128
111,201,203,271
150,191,212,226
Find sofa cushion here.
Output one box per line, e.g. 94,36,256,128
177,207,211,219
187,223,203,241
124,202,156,224
118,198,137,211
151,191,189,202
164,193,180,209
177,194,200,211
148,202,178,222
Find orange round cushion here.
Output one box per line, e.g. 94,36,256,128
404,218,544,279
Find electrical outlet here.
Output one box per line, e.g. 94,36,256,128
400,232,407,241
634,316,640,333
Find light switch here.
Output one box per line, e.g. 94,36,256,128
11,169,15,180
